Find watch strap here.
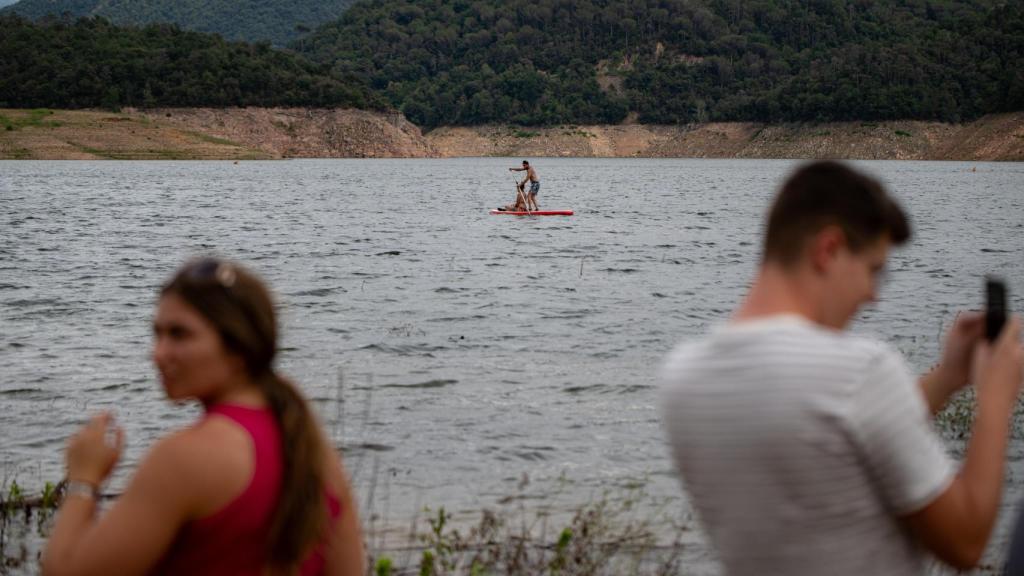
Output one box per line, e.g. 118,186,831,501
65,479,99,501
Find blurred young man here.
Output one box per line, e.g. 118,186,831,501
661,161,1022,575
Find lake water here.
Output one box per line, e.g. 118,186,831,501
1,158,1023,573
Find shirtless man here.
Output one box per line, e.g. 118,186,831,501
509,160,539,211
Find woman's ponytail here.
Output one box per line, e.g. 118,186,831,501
260,372,328,572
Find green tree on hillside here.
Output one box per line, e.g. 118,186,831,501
0,15,385,110
1,0,355,45
298,0,1024,127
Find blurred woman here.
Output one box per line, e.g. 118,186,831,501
43,258,364,576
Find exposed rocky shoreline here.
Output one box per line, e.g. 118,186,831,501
2,107,1022,161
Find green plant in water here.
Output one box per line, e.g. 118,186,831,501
429,507,447,537
374,556,393,576
36,481,59,535
423,506,457,571
8,481,23,505
549,527,573,574
4,480,23,516
895,130,912,137
419,549,435,576
41,482,57,509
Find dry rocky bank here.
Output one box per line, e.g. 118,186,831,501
1,107,1022,161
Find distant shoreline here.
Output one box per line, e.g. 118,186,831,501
1,108,1022,161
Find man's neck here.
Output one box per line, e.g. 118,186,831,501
734,263,823,325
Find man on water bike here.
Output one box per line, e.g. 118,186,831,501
509,160,540,211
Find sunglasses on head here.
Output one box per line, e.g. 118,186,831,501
183,258,237,288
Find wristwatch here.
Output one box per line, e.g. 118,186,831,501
65,480,100,501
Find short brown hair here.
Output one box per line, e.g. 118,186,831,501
763,161,911,265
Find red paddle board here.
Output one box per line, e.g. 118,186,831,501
490,209,574,216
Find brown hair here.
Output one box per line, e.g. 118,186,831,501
161,258,327,572
763,161,911,265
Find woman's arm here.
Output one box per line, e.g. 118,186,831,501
42,417,198,576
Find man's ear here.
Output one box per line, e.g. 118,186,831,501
809,225,845,274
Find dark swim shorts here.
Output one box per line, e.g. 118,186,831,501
529,181,540,195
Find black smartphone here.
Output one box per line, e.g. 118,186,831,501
985,277,1007,342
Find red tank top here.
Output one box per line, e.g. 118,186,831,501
151,404,341,576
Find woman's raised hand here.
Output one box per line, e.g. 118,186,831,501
66,412,124,486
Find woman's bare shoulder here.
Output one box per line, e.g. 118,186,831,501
131,417,254,517
139,417,252,482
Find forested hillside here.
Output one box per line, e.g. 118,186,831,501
0,15,384,110
1,0,354,45
299,0,1024,127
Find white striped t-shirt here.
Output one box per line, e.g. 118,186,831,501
661,315,955,576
